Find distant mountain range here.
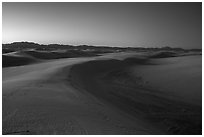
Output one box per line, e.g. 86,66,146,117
2,42,201,52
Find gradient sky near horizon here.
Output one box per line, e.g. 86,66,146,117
2,2,202,48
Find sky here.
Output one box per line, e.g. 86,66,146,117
2,2,202,49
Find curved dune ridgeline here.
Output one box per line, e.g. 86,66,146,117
69,57,202,135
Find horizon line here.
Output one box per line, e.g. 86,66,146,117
2,41,202,50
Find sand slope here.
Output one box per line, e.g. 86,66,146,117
3,53,201,135
69,55,202,135
130,55,202,105
2,49,99,68
2,52,38,68
3,53,163,135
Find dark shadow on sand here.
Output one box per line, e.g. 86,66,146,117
69,57,202,135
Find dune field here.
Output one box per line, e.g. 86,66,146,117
2,52,202,135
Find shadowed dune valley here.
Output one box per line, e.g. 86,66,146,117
2,2,202,135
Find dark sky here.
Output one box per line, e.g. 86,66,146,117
2,2,202,48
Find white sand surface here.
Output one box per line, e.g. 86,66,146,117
3,52,161,135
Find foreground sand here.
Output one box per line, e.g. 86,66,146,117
2,52,201,134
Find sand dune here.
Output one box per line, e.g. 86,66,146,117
23,50,98,59
69,55,202,134
3,53,162,135
2,50,41,68
130,55,202,105
2,49,99,68
2,52,201,135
